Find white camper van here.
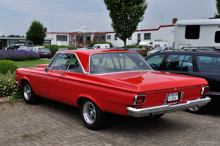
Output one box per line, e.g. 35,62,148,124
173,19,220,49
92,44,110,49
139,40,168,48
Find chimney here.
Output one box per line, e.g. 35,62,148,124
173,18,178,24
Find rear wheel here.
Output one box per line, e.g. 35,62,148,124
188,105,207,114
80,99,108,130
23,81,39,104
151,113,164,119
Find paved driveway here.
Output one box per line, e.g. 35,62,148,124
0,99,220,146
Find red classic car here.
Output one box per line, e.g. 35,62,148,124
15,49,211,130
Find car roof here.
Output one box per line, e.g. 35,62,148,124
58,49,134,72
59,49,131,55
148,49,220,56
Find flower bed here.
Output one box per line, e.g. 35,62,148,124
0,50,39,61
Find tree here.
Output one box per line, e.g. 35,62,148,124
7,35,20,37
26,20,46,45
215,0,220,18
103,0,147,50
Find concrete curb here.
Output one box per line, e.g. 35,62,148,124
0,98,23,104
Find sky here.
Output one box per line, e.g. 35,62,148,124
0,0,217,36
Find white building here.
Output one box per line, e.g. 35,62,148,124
106,24,175,47
45,23,175,48
45,32,70,46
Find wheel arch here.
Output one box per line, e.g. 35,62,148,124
77,95,105,112
21,78,32,89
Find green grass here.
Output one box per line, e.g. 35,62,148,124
15,59,51,68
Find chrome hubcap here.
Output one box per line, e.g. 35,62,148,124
83,101,96,124
24,84,31,100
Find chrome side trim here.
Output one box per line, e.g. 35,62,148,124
15,81,19,87
127,96,211,117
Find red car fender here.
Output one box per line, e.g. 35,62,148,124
20,77,34,89
77,93,105,112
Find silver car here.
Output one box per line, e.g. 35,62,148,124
147,46,172,56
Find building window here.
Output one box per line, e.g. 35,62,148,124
102,34,105,42
144,33,151,40
57,35,67,41
95,34,98,42
114,35,117,40
185,25,200,39
215,31,220,43
107,35,111,39
137,33,141,44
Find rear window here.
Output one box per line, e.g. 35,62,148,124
39,48,51,52
197,56,220,72
90,52,152,74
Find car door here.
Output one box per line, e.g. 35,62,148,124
194,55,220,94
161,54,195,76
41,53,73,100
61,54,86,105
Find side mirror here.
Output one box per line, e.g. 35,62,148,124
44,67,49,72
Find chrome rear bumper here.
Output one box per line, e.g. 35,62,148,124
127,96,211,117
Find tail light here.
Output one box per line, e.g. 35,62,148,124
133,95,146,105
201,86,209,95
39,53,43,55
48,53,52,55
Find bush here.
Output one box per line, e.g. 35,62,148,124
136,49,148,57
44,45,76,56
0,60,18,74
0,50,39,61
126,45,142,48
0,71,21,97
88,42,113,48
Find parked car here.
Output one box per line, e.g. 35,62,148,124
92,44,110,49
31,46,45,53
111,47,123,50
17,46,32,51
58,48,68,51
127,48,142,51
38,48,52,58
147,46,172,56
15,49,210,130
145,48,220,113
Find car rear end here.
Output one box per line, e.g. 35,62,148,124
38,48,52,59
127,81,210,117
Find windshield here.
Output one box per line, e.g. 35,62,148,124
92,45,98,49
90,52,152,74
154,47,163,51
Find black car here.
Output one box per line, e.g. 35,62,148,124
38,48,52,59
145,48,220,113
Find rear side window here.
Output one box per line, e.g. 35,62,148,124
197,56,220,72
185,25,200,39
146,55,165,70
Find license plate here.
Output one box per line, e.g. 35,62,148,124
43,53,48,55
167,92,179,102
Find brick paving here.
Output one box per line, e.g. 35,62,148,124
0,99,220,146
